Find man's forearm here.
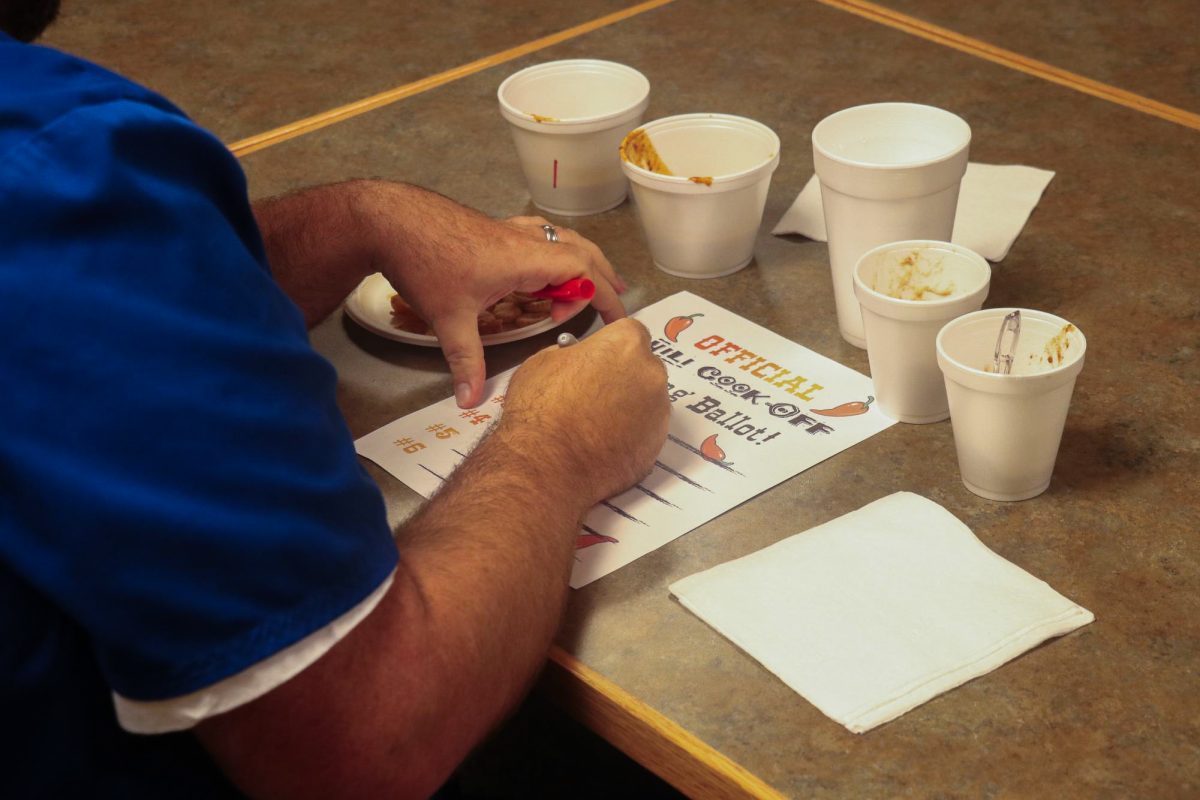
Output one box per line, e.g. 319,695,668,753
387,424,590,752
198,426,589,799
252,180,378,328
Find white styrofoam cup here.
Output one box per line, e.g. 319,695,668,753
620,113,780,278
854,240,991,423
813,103,971,348
936,309,1087,501
497,60,650,216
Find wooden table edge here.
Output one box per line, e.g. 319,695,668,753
541,646,788,799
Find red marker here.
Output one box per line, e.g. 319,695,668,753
531,278,595,301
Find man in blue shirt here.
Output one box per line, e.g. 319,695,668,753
0,3,670,797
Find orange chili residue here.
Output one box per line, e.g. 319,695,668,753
875,250,955,301
1041,323,1077,365
619,128,673,175
688,176,714,186
529,113,559,123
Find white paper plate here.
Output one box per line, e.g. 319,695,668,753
344,272,586,347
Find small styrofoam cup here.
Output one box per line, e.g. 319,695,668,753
936,309,1087,501
813,103,971,348
854,240,991,423
620,113,780,278
498,59,649,216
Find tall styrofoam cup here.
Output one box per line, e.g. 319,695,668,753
813,103,971,348
936,309,1087,501
620,113,780,278
854,240,990,423
497,59,649,216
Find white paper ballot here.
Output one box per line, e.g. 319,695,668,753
355,292,895,587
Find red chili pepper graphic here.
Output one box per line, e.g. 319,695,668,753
664,313,703,343
811,396,874,417
699,433,727,463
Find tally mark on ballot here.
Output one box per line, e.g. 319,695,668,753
653,460,713,493
419,464,447,482
600,501,647,526
632,482,680,508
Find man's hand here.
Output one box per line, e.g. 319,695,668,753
356,181,628,408
495,319,670,508
255,180,629,409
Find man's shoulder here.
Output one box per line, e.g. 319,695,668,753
0,35,186,160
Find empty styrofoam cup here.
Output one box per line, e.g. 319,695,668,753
936,309,1087,501
813,103,971,348
619,113,780,278
854,240,991,423
497,59,649,216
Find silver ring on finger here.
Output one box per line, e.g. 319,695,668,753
542,223,560,243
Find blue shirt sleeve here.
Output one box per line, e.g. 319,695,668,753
0,98,399,701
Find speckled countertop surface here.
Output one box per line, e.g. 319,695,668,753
41,0,639,143
47,0,1199,796
874,0,1200,113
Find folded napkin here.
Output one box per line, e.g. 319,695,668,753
771,163,1055,261
669,492,1093,734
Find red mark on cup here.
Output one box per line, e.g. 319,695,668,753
553,159,558,189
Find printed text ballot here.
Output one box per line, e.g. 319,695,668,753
356,291,895,588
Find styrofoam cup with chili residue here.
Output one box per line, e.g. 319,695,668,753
498,59,649,216
813,103,971,349
854,240,991,424
619,113,781,278
936,308,1087,501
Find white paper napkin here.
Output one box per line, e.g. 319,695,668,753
669,492,1093,734
771,163,1055,261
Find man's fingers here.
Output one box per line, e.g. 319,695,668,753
500,216,628,323
589,316,652,349
588,276,626,324
549,299,587,323
531,234,628,323
563,231,627,294
530,245,625,323
536,224,626,295
432,310,487,408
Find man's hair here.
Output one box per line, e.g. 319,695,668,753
0,0,61,42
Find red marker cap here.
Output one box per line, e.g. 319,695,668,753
531,278,595,301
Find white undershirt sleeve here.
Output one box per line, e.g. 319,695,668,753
113,568,395,734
